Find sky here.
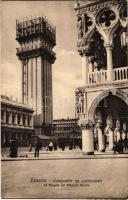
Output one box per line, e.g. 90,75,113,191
1,1,83,119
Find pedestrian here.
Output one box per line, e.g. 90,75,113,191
10,139,18,158
69,140,73,150
48,141,53,151
29,143,32,152
113,144,116,154
34,139,42,157
53,141,57,151
45,145,49,151
78,139,82,150
123,136,128,151
116,138,124,154
94,135,98,150
61,142,65,151
104,134,107,150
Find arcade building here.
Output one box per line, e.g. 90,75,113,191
53,118,82,147
1,95,34,147
74,0,128,154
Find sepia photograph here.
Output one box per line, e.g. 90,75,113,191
1,0,128,199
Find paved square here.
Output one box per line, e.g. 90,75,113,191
1,157,128,199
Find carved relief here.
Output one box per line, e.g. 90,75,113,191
21,59,28,66
77,12,95,55
81,120,94,130
77,16,83,39
75,88,85,114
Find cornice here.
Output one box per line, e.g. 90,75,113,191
17,47,56,64
75,0,126,14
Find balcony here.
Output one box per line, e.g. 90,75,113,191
88,66,128,85
114,67,128,81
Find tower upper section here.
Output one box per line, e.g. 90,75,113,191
16,17,56,63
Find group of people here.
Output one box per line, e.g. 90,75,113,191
9,138,42,158
31,140,58,157
46,141,57,151
9,135,128,158
114,137,128,154
94,134,128,154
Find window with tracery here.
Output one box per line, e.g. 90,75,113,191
99,9,116,27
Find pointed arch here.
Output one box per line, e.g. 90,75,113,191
88,89,128,121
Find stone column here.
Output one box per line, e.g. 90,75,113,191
3,110,6,123
19,114,23,126
116,130,121,141
29,115,33,127
82,51,89,85
105,44,113,82
20,134,23,140
82,121,94,155
98,128,105,152
8,112,12,124
3,133,6,146
25,115,28,127
115,120,121,142
28,58,32,106
15,133,17,139
95,119,105,152
109,128,114,151
123,122,127,131
25,134,28,140
122,122,127,139
18,134,21,140
14,113,18,125
106,115,114,151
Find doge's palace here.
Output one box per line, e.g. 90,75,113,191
74,0,128,154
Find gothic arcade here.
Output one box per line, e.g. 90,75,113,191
74,0,128,154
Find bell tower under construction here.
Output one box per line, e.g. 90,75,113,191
16,17,56,135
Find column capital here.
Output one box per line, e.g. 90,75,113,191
6,109,12,114
81,120,94,130
82,50,89,57
77,39,90,57
104,43,113,50
21,59,28,65
95,120,102,129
